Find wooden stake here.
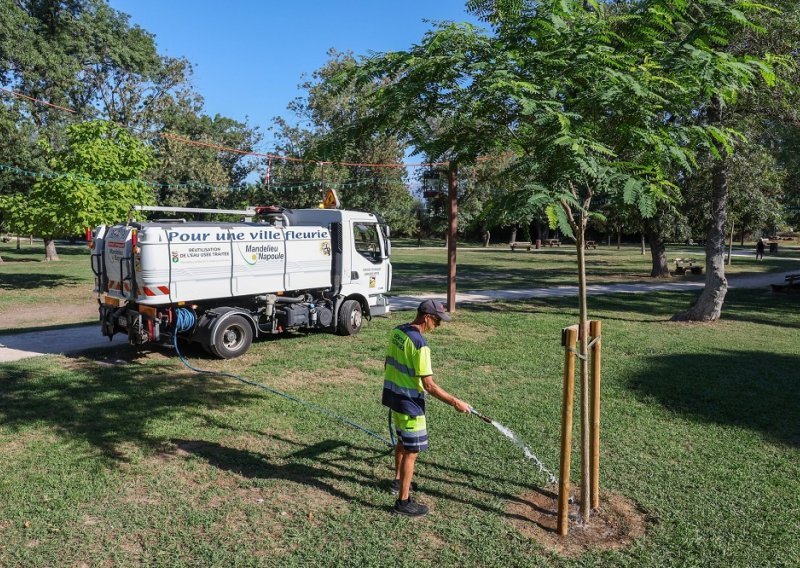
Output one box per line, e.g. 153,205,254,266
589,320,602,510
558,325,578,536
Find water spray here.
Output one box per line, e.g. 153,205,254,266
469,406,558,485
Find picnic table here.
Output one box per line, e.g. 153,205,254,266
673,258,703,275
544,239,561,247
771,273,800,293
509,241,533,251
585,240,597,249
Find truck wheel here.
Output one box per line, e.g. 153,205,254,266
210,315,253,359
337,300,362,336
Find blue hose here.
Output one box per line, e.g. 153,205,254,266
172,308,394,449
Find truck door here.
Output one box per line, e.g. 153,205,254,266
350,221,388,295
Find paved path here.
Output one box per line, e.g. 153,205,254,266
0,269,796,363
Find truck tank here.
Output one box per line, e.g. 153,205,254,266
101,222,333,305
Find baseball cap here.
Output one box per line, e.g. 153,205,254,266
417,299,452,321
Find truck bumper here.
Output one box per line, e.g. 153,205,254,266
369,294,391,317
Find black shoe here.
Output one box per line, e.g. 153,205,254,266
390,479,418,495
393,497,428,517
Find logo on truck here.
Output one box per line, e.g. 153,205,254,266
239,243,285,265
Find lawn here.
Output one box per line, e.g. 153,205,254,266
389,243,797,294
1,288,798,567
2,239,797,333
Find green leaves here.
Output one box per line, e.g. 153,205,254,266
5,121,154,239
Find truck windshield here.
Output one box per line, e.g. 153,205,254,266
353,223,382,264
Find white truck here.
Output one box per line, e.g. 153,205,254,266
91,204,392,358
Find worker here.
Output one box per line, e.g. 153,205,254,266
382,299,471,517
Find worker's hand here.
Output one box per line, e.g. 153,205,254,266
453,399,471,413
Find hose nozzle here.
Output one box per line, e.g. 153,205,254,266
469,406,493,424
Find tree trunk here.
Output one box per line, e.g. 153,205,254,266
509,223,518,244
673,95,728,322
640,233,646,255
616,225,621,250
44,238,60,261
575,213,590,522
17,235,21,250
740,228,745,247
481,224,490,247
727,220,734,267
647,226,670,278
446,162,458,313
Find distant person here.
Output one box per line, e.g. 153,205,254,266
382,299,471,517
756,239,765,261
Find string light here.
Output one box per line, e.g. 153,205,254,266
1,88,452,171
0,162,414,194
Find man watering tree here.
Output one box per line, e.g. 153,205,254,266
382,299,471,517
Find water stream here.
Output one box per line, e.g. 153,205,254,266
490,420,558,484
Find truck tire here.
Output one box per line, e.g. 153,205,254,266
210,314,253,359
337,299,362,336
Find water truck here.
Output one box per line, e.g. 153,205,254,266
90,204,392,358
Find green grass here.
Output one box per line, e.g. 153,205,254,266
0,241,97,330
389,244,799,294
2,240,797,333
1,289,799,566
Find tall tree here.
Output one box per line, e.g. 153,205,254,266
267,50,416,234
0,120,153,260
346,0,774,521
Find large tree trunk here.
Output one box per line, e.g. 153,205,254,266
44,238,60,261
647,226,670,278
509,223,518,244
673,95,728,322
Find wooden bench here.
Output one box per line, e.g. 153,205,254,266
585,240,597,249
771,273,800,293
673,258,703,276
544,239,561,247
509,241,533,251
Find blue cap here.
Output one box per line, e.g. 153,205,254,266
417,299,452,321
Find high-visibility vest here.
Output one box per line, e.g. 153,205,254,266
382,323,432,416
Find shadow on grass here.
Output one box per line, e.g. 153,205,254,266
629,349,800,447
0,272,84,290
174,431,553,519
0,358,262,462
173,437,391,512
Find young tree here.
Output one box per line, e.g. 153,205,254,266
347,0,773,521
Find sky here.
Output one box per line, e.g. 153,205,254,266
107,1,481,154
